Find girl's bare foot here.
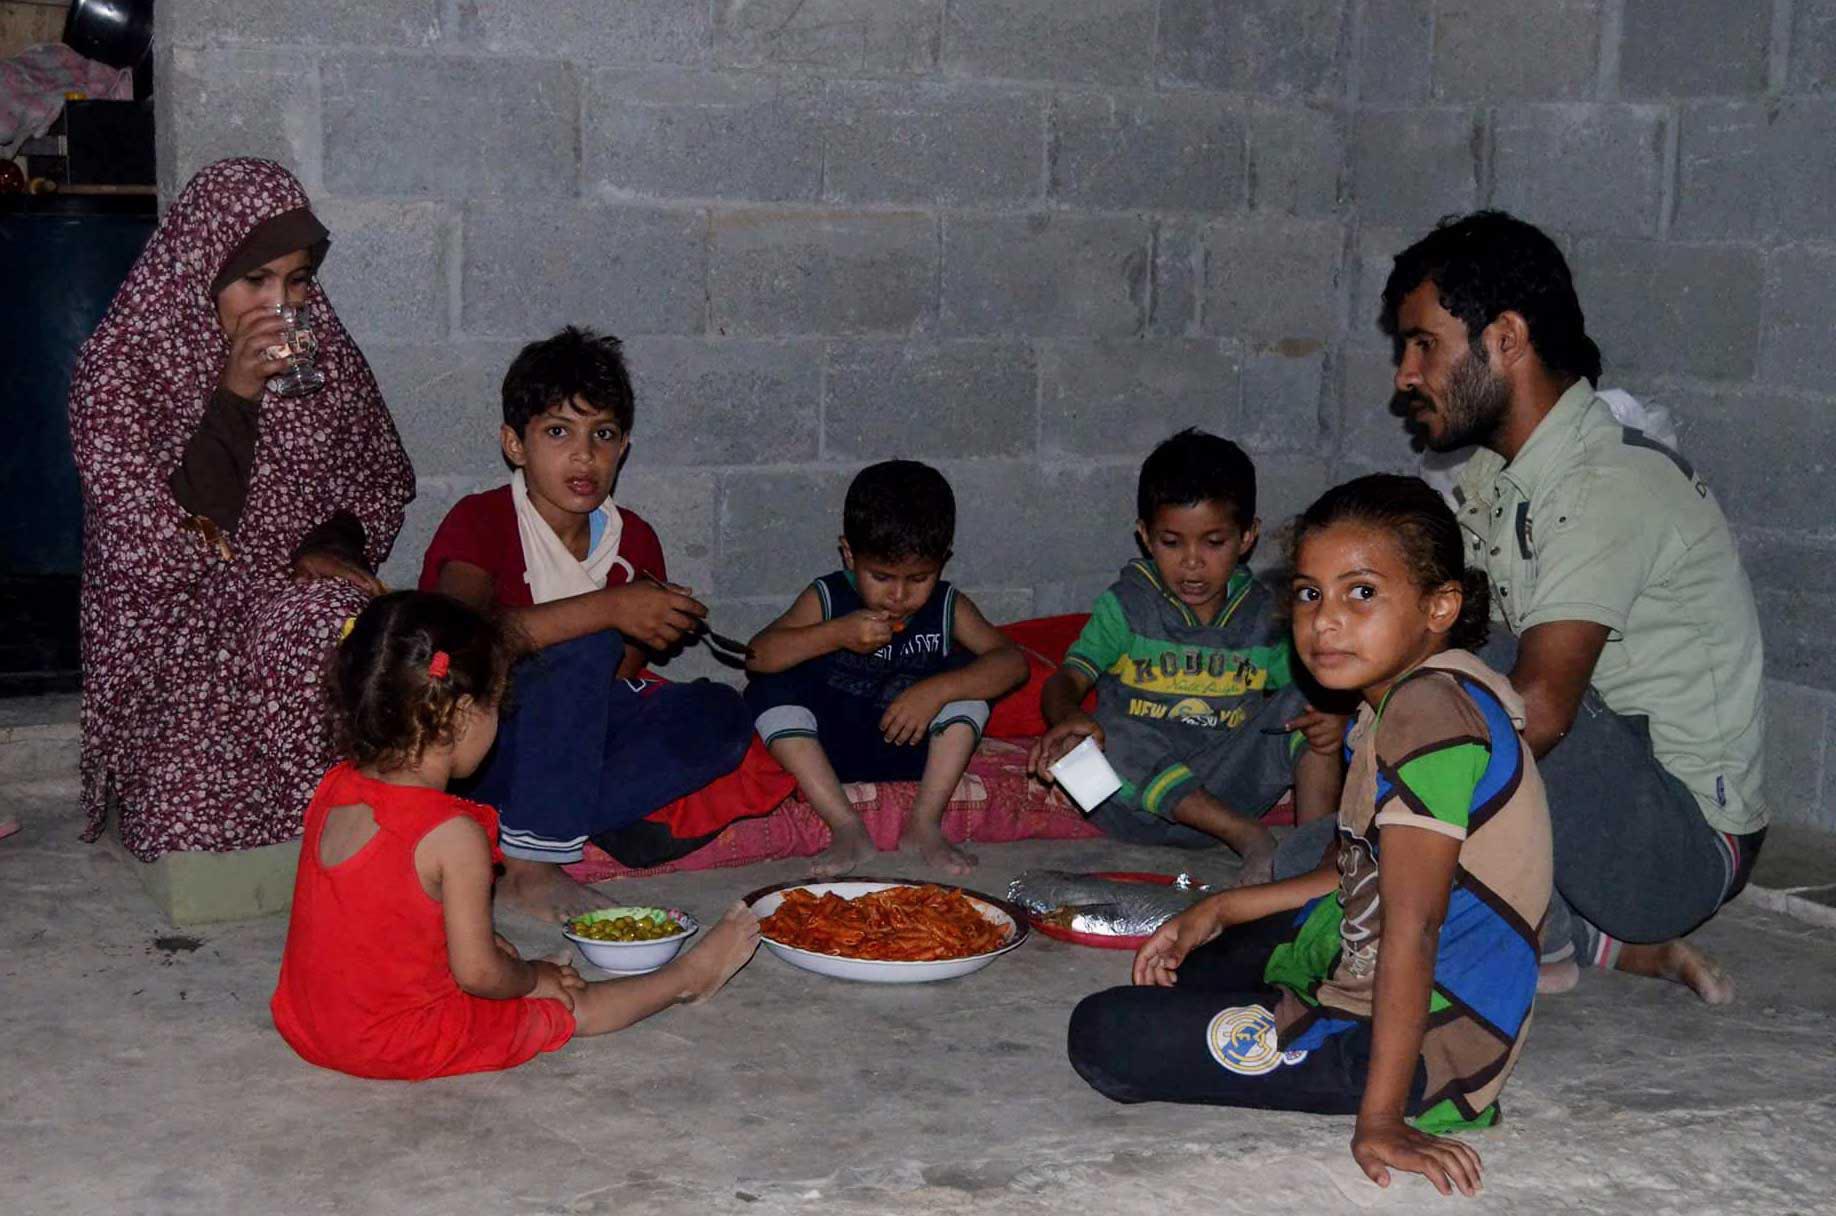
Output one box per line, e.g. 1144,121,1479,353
1537,959,1580,994
1618,938,1735,1005
676,902,761,1003
810,819,876,878
906,823,976,875
496,858,606,924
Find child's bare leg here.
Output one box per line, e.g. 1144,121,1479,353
569,903,761,1036
1291,747,1342,825
768,736,875,877
496,857,606,923
1613,937,1735,1005
902,722,978,875
1170,788,1277,885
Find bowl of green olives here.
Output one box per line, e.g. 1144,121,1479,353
561,906,698,974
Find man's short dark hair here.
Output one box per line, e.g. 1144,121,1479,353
1136,428,1257,527
843,460,955,562
501,326,636,435
1379,210,1602,385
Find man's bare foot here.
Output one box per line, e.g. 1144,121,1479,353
496,858,606,924
1537,959,1580,994
1231,836,1278,888
1618,938,1736,1005
811,818,876,878
906,823,976,875
675,903,761,1003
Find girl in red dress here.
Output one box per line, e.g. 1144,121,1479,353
271,592,760,1080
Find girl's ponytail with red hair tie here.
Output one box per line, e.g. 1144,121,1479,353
428,650,451,680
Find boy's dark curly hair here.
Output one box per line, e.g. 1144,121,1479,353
329,592,516,771
843,460,956,563
1136,428,1257,528
501,325,636,437
1380,210,1602,386
1290,474,1491,652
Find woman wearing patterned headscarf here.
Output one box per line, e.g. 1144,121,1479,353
68,157,415,860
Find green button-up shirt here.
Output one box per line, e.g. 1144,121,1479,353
1455,381,1767,835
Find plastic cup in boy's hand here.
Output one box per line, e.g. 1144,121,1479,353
1027,713,1106,783
1050,736,1124,813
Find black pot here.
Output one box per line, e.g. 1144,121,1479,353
62,0,156,70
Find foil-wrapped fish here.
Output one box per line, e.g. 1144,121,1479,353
1005,870,1214,939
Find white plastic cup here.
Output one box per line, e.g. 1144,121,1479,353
1051,736,1123,813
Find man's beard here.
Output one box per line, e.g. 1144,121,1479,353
1418,345,1511,452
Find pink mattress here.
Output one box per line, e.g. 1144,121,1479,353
565,737,1103,883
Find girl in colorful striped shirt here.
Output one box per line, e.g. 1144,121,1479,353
1069,474,1553,1198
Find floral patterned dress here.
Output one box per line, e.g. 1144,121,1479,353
67,158,415,859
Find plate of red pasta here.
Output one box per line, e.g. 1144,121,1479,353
742,878,1029,983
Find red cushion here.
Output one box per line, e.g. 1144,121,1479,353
985,614,1096,740
1000,613,1090,663
638,735,795,839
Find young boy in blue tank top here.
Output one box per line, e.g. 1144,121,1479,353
745,461,1028,878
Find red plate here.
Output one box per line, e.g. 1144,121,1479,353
1025,871,1180,951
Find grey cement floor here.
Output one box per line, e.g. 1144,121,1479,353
6,772,1836,1216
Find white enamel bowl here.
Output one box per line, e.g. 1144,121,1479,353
562,906,698,975
742,878,1029,984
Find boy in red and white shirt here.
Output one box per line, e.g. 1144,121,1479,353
420,327,789,921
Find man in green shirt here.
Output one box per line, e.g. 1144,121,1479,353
1281,211,1765,1003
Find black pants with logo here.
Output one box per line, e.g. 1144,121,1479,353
1066,911,1425,1114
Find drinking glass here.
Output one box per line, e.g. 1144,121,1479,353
267,303,327,397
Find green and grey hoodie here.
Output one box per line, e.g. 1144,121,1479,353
1064,559,1295,816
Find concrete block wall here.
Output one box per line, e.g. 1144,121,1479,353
155,0,1835,830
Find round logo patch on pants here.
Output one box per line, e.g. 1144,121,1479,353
1206,1004,1306,1076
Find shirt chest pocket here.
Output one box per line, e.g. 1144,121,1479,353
1484,501,1542,627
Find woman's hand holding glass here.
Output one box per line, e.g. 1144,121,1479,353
221,303,295,400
